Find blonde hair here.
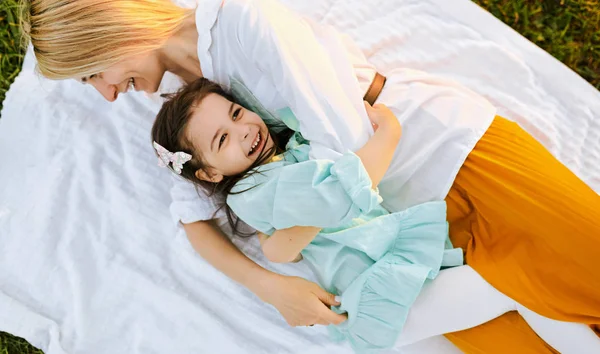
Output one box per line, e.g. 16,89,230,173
19,0,194,80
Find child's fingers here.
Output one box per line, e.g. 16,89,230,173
319,308,347,326
316,287,340,307
364,101,379,130
314,290,347,325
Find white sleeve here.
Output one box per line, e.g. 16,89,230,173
169,176,223,224
220,0,372,160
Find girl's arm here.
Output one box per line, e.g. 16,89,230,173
354,102,402,188
182,220,346,326
262,226,320,263
262,103,401,263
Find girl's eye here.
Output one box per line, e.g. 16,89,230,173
219,134,227,148
232,108,242,121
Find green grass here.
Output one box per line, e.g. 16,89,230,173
0,0,599,352
0,0,24,114
0,332,42,354
472,0,600,89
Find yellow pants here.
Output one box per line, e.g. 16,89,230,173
442,117,600,353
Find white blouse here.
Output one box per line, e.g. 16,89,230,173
170,0,496,223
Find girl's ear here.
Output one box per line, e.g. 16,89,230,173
195,168,223,183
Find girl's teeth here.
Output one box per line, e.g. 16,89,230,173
250,133,261,154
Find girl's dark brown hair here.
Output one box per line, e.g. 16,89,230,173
151,78,293,235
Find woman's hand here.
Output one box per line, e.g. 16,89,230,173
256,273,347,327
365,102,402,140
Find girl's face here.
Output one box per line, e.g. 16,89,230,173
82,52,166,102
186,93,275,182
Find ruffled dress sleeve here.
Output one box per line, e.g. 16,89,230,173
227,150,382,235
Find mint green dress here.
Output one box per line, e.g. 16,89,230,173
227,79,463,352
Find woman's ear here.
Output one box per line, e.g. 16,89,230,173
195,168,223,183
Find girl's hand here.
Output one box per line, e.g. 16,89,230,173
355,102,403,188
257,273,347,327
364,101,402,140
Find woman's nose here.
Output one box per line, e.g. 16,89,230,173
89,80,118,102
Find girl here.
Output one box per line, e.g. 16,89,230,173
150,77,600,353
22,0,600,351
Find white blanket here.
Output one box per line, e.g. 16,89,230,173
1,0,598,353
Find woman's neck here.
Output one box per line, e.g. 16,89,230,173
160,14,203,83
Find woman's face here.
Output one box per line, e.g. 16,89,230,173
83,51,166,102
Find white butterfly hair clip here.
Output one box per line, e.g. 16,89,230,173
153,141,193,175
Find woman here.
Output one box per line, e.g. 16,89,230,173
22,0,600,353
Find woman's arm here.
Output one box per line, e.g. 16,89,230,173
222,0,373,159
182,220,346,326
